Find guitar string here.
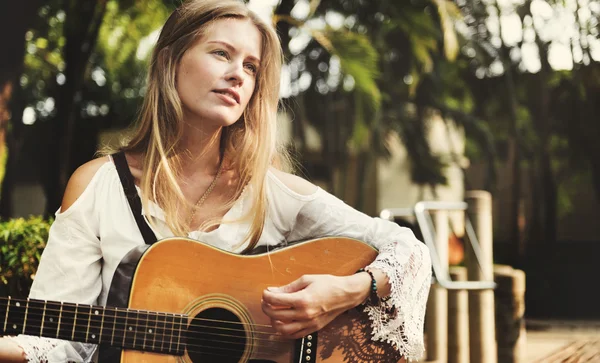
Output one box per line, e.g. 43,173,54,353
0,307,328,356
171,341,291,356
2,316,293,343
0,300,275,328
7,321,302,356
0,301,317,333
1,312,290,336
0,301,324,353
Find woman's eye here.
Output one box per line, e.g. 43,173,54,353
214,50,228,58
245,63,257,74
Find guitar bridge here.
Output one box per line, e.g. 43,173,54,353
295,333,318,362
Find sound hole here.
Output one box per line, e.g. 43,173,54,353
186,307,247,362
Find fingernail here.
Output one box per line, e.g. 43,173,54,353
267,286,280,292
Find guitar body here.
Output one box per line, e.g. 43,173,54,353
120,237,404,363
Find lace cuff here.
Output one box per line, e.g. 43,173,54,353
365,241,432,362
7,335,61,363
6,335,95,363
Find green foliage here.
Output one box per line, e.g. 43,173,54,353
431,0,460,61
98,0,170,76
0,217,53,297
0,145,7,193
315,28,381,149
20,4,66,121
93,0,171,128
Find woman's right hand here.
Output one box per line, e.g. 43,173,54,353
0,338,26,363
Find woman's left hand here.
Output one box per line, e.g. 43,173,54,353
261,273,371,339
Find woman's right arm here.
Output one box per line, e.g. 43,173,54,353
0,158,108,363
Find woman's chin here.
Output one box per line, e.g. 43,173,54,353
186,112,242,129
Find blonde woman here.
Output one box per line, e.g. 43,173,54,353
0,0,431,362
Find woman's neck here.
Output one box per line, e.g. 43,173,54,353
178,120,223,177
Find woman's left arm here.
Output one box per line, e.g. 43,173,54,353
261,175,432,361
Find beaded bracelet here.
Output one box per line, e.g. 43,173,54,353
356,268,379,306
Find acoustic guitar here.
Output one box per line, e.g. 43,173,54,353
1,237,405,362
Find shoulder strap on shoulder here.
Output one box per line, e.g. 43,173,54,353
112,151,158,245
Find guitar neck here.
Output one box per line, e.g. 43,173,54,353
0,297,186,355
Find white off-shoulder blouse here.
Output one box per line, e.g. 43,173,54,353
8,158,431,362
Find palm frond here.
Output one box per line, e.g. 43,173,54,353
314,28,381,107
308,0,321,18
431,0,461,61
312,28,382,149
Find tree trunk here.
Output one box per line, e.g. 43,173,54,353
535,39,557,247
0,1,43,218
42,0,107,215
496,0,523,264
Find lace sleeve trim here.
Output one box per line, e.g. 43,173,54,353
7,335,60,363
365,241,432,362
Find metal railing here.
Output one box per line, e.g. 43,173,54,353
380,201,495,290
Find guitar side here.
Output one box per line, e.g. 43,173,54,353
120,237,404,363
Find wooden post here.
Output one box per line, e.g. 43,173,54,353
448,266,470,363
426,210,449,362
465,191,497,363
494,266,526,363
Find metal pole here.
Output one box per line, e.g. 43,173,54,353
465,191,497,363
448,266,470,363
426,210,449,362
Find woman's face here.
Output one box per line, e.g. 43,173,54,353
176,18,262,128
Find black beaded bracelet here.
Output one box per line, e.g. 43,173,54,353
356,268,379,306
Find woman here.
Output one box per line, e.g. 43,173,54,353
0,0,432,361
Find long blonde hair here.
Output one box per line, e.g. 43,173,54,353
119,0,287,253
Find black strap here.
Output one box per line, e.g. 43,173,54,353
112,151,158,245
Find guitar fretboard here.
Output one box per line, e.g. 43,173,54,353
0,297,186,355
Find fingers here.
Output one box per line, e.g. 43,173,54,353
262,275,315,307
262,289,303,307
260,275,332,340
262,301,314,321
289,327,318,340
267,275,312,294
271,320,317,339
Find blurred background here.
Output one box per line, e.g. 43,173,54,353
0,0,599,361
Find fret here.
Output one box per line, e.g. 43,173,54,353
1,297,9,333
24,299,46,336
123,309,137,349
40,301,47,336
56,302,63,337
131,309,139,349
154,312,167,353
159,312,167,352
4,298,26,335
175,315,185,354
87,306,104,344
72,303,79,341
137,310,150,350
166,313,175,353
42,301,61,339
101,307,117,346
98,306,106,344
114,308,128,348
57,302,77,341
149,311,159,352
22,299,29,334
72,304,90,343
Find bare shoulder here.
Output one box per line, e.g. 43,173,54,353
269,168,319,196
61,156,111,212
